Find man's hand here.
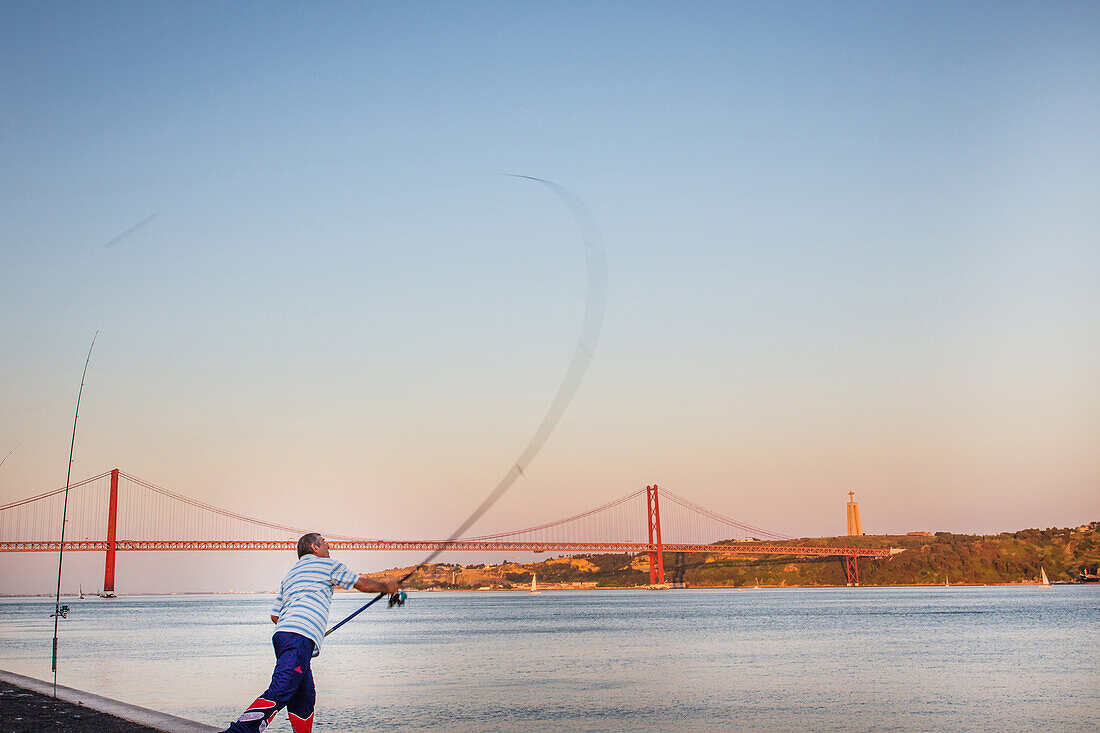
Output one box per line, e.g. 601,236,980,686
354,575,400,595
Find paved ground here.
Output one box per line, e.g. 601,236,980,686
0,680,168,733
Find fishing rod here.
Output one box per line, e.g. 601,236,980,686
326,176,607,636
0,443,19,470
52,331,98,696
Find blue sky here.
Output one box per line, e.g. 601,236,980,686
2,2,1098,590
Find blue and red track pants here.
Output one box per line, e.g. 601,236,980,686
228,631,316,733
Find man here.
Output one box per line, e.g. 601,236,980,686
225,532,399,733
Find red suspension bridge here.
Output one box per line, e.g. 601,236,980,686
0,469,890,592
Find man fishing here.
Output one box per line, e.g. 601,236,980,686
224,533,399,733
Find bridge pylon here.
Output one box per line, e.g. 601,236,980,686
103,469,119,595
646,485,665,585
844,555,859,586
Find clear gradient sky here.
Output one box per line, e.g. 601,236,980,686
2,2,1098,592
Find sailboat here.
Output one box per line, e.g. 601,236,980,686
529,574,541,595
78,585,85,600
753,578,760,589
1040,567,1050,586
944,575,949,587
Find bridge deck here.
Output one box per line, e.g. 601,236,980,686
0,540,892,558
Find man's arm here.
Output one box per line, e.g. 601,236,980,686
270,589,283,624
354,574,399,595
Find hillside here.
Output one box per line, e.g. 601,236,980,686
368,523,1100,589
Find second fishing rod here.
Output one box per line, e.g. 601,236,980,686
326,175,606,637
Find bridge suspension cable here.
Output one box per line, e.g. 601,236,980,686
463,488,647,542
0,470,112,511
658,487,790,541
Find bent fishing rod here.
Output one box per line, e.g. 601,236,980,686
52,331,98,695
0,443,19,470
326,176,606,636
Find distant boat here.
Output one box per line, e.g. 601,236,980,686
529,574,541,595
78,585,84,600
753,578,760,589
944,575,949,587
1040,567,1050,586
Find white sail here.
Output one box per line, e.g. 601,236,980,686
530,574,541,595
1040,567,1050,586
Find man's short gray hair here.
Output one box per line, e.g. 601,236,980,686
297,532,322,558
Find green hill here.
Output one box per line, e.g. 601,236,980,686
373,523,1100,589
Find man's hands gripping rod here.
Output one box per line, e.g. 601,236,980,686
325,571,408,637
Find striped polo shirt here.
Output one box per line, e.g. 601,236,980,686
271,554,360,656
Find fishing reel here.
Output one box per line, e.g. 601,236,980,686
51,605,70,619
387,591,407,608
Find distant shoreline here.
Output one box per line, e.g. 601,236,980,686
3,582,1092,599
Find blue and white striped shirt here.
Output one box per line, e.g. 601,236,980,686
271,555,360,656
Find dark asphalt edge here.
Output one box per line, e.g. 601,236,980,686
0,669,220,733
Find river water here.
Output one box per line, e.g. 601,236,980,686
0,587,1096,732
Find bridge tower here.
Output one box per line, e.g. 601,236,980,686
102,469,119,596
646,485,665,585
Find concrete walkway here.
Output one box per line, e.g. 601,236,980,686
0,669,220,733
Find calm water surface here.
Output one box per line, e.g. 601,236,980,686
0,587,1096,732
